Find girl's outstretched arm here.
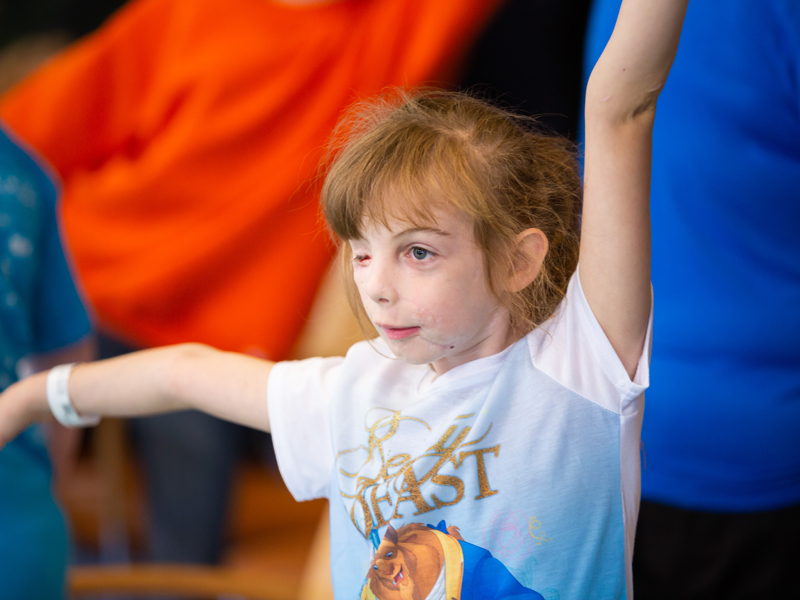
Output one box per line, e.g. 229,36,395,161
581,0,688,376
0,344,274,448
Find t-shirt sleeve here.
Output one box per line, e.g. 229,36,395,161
529,266,653,414
267,355,344,502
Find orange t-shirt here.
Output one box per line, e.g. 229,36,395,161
0,0,503,358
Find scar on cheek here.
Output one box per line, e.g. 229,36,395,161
450,346,455,349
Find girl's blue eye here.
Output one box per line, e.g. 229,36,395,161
411,247,430,260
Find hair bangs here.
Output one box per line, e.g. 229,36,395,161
322,90,494,242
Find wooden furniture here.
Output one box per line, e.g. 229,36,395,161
61,418,330,599
69,511,332,599
69,564,295,599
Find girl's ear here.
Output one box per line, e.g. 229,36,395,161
508,228,548,293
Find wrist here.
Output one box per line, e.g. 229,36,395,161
47,364,100,428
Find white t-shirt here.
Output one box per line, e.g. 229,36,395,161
268,270,651,600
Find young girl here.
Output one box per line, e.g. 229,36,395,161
0,0,687,597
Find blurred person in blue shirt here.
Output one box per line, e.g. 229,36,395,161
583,1,800,597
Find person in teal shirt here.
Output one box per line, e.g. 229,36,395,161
0,121,93,599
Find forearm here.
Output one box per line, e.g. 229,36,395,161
0,343,274,447
585,0,689,122
68,344,203,417
579,0,688,376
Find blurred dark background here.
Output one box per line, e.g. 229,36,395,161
460,0,591,139
0,0,127,45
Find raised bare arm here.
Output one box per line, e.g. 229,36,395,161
0,344,274,448
581,0,689,376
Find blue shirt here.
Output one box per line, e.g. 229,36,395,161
0,122,92,599
583,0,800,512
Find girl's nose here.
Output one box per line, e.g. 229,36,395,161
362,262,398,305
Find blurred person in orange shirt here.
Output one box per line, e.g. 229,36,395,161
0,0,506,565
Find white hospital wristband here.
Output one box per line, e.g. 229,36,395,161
46,363,100,428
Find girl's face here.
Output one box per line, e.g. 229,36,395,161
350,204,514,375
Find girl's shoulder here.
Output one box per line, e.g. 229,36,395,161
525,267,652,413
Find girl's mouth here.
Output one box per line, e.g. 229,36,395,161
382,326,420,340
